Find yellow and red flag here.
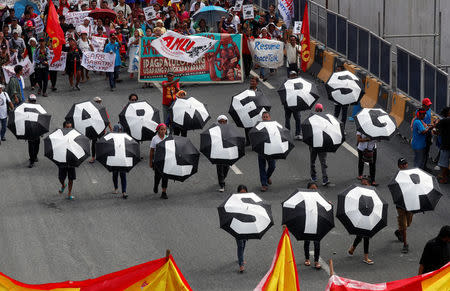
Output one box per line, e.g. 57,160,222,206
46,0,65,64
254,227,300,291
300,2,311,72
326,262,449,291
0,255,192,291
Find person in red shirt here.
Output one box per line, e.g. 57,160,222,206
161,70,180,125
242,26,254,79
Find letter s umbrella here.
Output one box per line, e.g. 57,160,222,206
95,133,140,172
218,192,274,240
44,128,90,167
8,103,51,140
282,189,334,241
336,185,388,238
326,70,363,105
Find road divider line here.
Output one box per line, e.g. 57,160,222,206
342,142,358,157
230,165,243,175
250,70,275,89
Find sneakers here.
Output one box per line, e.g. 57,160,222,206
160,192,168,199
434,165,440,171
267,178,272,185
294,134,303,140
401,244,409,254
75,85,80,91
311,177,318,182
67,195,75,200
1,137,5,141
394,230,404,242
322,181,335,187
28,162,34,168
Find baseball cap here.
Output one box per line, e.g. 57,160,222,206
397,158,408,166
422,98,432,106
83,16,90,21
93,96,102,102
38,37,45,42
26,20,34,27
29,94,37,101
217,115,228,122
315,103,323,111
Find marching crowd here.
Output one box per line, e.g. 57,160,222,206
0,0,449,279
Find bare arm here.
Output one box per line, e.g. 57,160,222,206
149,148,155,168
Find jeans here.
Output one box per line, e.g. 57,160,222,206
35,67,49,94
258,154,276,186
154,168,168,189
28,138,40,163
112,171,127,193
284,107,301,136
236,239,247,267
304,240,320,262
50,70,57,88
334,104,349,128
108,66,120,88
286,63,298,77
310,147,328,183
353,236,369,254
358,148,377,181
0,118,6,139
243,53,252,78
217,164,230,188
414,148,426,169
91,138,97,158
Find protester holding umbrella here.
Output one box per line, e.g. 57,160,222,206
58,121,77,200
0,84,14,143
280,71,304,140
236,184,249,273
109,124,129,199
216,115,230,192
27,94,40,168
304,182,322,269
34,38,50,97
332,65,350,130
257,111,275,192
89,97,112,163
64,38,82,91
150,123,169,199
357,130,378,186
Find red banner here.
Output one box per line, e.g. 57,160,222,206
300,2,311,72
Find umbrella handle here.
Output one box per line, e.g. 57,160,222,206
329,259,334,276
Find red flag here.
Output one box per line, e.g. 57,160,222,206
300,2,311,72
46,0,65,64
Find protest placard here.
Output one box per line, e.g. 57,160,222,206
91,36,107,52
2,57,34,83
234,0,243,11
49,52,67,71
143,7,157,21
34,16,45,34
293,21,302,34
81,52,115,72
249,39,284,69
243,5,254,20
171,0,181,3
65,11,92,27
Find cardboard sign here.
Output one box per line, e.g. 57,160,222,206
243,5,254,20
249,39,285,68
65,11,93,27
293,21,302,34
2,57,34,83
34,16,45,34
234,0,243,11
49,51,67,71
81,51,115,72
91,36,107,52
143,6,157,21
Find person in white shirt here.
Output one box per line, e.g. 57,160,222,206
284,35,300,76
77,31,94,82
356,131,378,186
0,84,14,143
149,123,169,199
76,17,92,38
190,0,205,12
114,0,132,22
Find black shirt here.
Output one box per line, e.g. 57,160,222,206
419,237,449,274
436,117,450,150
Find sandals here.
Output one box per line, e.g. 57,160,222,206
363,259,374,265
314,262,322,269
67,195,75,200
304,260,311,266
348,247,354,256
59,184,66,194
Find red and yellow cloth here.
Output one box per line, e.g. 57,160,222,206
326,262,449,291
0,255,192,291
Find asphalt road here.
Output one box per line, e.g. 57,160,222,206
0,67,448,291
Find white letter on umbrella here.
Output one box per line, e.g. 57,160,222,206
310,114,342,147
104,133,133,167
73,101,105,135
345,187,383,230
209,126,238,159
256,121,288,155
49,129,85,163
395,169,433,211
125,102,158,140
283,191,332,234
15,104,47,136
233,90,264,128
358,108,396,137
328,71,361,104
225,193,271,234
164,139,193,176
285,78,316,107
172,98,209,125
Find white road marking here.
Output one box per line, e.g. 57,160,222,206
230,164,243,175
152,81,163,92
309,251,331,276
342,142,359,157
91,178,98,184
250,70,275,89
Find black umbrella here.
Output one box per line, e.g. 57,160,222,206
229,89,271,128
302,112,345,152
278,77,320,111
153,135,200,182
218,192,274,240
355,108,397,140
388,168,443,213
326,71,363,105
119,101,160,141
8,103,51,140
248,121,295,159
200,123,245,165
282,189,334,241
95,133,140,172
44,128,90,167
337,185,388,238
65,101,109,140
169,97,210,131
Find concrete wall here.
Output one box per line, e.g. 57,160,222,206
311,0,449,68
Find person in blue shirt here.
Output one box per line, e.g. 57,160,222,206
104,31,121,91
412,109,433,169
410,98,433,169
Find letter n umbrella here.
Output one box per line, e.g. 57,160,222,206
218,192,274,240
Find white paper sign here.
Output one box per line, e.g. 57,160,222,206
91,36,107,52
2,57,35,83
49,51,67,71
171,0,181,3
5,0,15,8
34,16,45,34
81,51,115,72
249,39,284,68
65,11,92,27
143,6,157,21
243,4,254,20
293,21,302,34
234,0,244,11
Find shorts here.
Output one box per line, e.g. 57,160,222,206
438,149,450,168
58,167,76,181
397,208,413,231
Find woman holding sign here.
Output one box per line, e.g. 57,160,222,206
127,30,140,79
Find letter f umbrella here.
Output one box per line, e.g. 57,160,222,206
218,192,274,240
44,128,90,167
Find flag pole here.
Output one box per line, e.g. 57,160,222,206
166,249,171,258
